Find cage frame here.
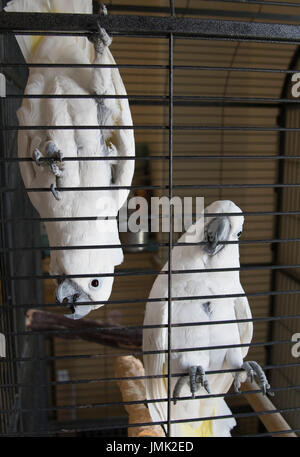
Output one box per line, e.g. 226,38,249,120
0,1,300,437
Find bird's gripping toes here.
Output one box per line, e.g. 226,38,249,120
89,3,112,54
33,141,63,201
173,366,211,405
234,361,273,396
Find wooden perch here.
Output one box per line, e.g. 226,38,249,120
241,380,297,437
115,361,297,438
26,309,142,350
114,356,165,437
27,310,297,437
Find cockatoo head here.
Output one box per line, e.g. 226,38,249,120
203,200,244,257
51,220,124,320
56,267,116,320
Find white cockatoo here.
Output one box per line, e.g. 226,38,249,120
5,1,135,319
143,200,271,437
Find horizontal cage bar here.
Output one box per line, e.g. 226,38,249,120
0,13,300,43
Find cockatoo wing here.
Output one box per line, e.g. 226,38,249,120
6,0,135,214
234,294,253,359
143,297,168,431
91,46,135,211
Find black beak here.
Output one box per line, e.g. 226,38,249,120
204,216,230,256
56,279,93,320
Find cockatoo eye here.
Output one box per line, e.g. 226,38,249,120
90,278,102,289
237,231,242,238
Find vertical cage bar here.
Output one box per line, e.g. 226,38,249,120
167,31,174,438
0,27,18,434
170,0,176,17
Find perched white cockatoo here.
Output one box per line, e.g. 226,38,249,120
5,0,135,319
143,200,271,437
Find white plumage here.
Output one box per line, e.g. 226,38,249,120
143,200,271,437
5,0,135,318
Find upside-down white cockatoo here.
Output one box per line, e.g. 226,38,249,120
143,200,271,437
5,0,135,319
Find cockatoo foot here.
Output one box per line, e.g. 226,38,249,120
32,142,63,200
89,4,112,54
46,142,63,180
33,142,63,177
99,3,108,16
33,148,43,166
89,25,112,54
50,183,61,201
45,140,61,159
50,163,63,178
234,361,273,396
173,366,210,405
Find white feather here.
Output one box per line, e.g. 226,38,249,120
143,200,252,437
6,0,135,313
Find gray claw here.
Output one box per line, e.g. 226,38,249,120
173,365,210,405
46,142,63,165
243,361,255,384
173,376,188,405
196,366,210,394
89,3,112,54
33,148,42,166
93,25,112,51
236,361,273,396
247,361,273,396
50,163,63,178
33,143,63,179
50,183,61,201
99,3,108,15
234,374,242,393
46,141,60,158
190,366,197,398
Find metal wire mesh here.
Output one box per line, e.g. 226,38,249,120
0,0,300,438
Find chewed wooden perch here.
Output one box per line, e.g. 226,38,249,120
26,309,161,436
114,356,165,437
26,309,142,349
26,309,296,437
241,380,297,437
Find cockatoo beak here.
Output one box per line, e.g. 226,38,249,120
64,304,93,320
204,216,230,256
56,279,93,320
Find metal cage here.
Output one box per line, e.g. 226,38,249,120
0,0,300,438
